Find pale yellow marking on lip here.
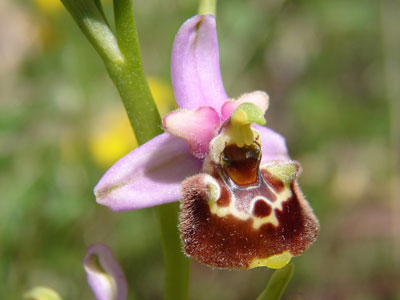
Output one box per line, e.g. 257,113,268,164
204,147,296,228
206,179,293,228
249,185,292,230
252,213,279,229
208,193,249,221
249,251,293,269
204,175,221,202
205,175,249,220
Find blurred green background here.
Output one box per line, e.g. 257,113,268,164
1,0,399,299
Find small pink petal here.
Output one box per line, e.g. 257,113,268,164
221,91,270,120
171,15,228,111
163,106,220,159
255,125,290,163
94,133,202,211
83,244,128,300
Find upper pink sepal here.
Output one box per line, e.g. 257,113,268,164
171,15,228,111
83,244,128,300
221,91,270,120
256,124,290,163
163,106,220,159
94,133,202,211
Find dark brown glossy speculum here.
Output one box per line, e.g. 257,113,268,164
221,143,261,187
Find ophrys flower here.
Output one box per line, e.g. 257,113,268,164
94,15,319,270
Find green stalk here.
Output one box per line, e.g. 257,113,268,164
60,0,189,298
157,203,190,300
380,0,400,266
60,0,123,66
199,0,217,16
256,263,295,300
112,0,162,144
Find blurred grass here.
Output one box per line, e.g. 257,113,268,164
0,0,399,299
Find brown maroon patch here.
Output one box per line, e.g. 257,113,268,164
216,180,230,207
261,169,284,193
253,200,272,218
180,176,319,269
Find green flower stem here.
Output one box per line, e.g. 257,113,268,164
61,0,189,299
111,0,162,144
157,203,190,300
381,0,400,265
60,0,123,65
256,263,295,300
199,0,217,16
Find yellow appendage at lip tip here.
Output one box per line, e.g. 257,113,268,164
249,251,293,269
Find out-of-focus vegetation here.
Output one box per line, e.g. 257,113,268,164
0,0,399,299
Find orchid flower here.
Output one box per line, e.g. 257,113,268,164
83,244,128,300
94,15,319,270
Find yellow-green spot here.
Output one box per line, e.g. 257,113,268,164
264,162,298,184
24,286,63,300
249,251,293,269
230,103,266,147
